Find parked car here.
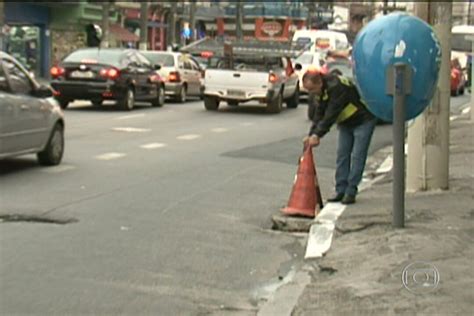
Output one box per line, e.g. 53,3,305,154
451,58,466,96
0,52,65,166
293,51,326,95
50,48,165,111
140,51,204,103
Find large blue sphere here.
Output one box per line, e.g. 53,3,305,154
352,13,441,122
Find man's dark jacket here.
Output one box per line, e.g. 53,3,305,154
309,74,374,138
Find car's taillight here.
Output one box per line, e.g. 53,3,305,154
269,73,278,83
168,71,181,82
50,66,65,78
100,68,120,80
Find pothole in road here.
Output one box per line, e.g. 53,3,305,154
0,214,78,225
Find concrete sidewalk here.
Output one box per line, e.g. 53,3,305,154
292,114,474,315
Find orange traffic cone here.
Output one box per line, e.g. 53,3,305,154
281,144,323,218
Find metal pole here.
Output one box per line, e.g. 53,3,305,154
392,63,407,228
0,1,4,52
102,1,110,48
139,2,148,50
169,1,177,49
236,0,243,40
189,0,197,42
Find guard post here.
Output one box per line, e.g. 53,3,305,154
386,63,412,228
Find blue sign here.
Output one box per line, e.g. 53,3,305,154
352,13,442,122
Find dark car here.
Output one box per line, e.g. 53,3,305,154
0,52,65,166
50,48,165,111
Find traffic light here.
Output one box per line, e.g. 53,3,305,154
86,24,102,47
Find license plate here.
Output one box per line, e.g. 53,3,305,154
70,71,95,79
227,89,245,97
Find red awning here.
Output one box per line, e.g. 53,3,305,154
109,24,139,42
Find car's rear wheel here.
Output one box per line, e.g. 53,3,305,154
151,84,165,107
204,96,219,111
91,99,103,107
176,85,187,103
119,88,135,111
37,123,64,166
266,91,283,114
58,99,70,109
286,85,299,109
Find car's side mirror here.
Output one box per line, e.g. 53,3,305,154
294,63,303,71
153,64,161,70
35,85,53,98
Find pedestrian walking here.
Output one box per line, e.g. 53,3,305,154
303,67,377,204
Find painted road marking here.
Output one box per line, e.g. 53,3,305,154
177,134,201,140
40,164,76,174
112,127,151,133
305,222,336,258
462,107,471,114
140,143,167,149
115,114,145,120
450,116,458,121
376,155,393,174
95,152,126,160
211,128,229,133
304,173,386,259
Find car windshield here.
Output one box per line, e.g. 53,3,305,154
208,56,281,71
451,33,471,52
295,54,313,65
64,49,124,67
327,61,353,78
141,53,175,67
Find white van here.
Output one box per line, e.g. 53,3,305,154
451,25,474,69
292,30,349,52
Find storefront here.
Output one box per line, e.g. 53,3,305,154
3,2,51,78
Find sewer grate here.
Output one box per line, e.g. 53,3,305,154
0,214,78,225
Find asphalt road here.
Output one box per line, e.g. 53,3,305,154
1,93,468,315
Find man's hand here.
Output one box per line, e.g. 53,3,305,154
303,135,320,147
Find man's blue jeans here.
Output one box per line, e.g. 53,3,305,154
335,118,377,197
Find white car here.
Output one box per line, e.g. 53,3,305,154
203,54,300,113
293,51,327,94
0,52,65,166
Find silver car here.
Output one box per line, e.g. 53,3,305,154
141,51,203,102
0,52,65,166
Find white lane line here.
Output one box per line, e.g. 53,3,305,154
40,165,76,174
95,152,126,160
211,128,229,133
376,155,393,174
176,134,201,140
450,115,458,121
140,143,167,149
115,114,145,120
462,107,471,114
305,221,336,258
304,174,386,259
112,127,151,133
240,122,254,126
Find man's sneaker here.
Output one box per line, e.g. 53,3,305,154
341,194,356,205
327,193,344,202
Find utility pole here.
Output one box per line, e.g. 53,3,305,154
236,0,243,40
101,1,110,48
407,2,452,191
139,1,148,50
0,1,4,51
189,0,197,42
168,1,177,49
